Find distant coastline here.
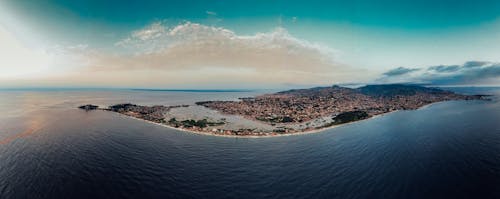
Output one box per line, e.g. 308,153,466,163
79,84,488,137
131,89,254,92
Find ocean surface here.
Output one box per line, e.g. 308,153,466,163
0,87,499,199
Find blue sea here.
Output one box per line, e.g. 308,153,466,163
0,87,499,199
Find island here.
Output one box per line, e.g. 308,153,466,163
79,84,487,137
79,104,99,111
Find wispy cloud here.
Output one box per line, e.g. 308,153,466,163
382,67,420,76
463,61,489,68
379,61,500,85
427,65,461,73
206,11,217,16
0,26,60,79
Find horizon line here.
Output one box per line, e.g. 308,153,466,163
1,84,500,92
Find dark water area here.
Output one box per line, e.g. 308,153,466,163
0,88,499,199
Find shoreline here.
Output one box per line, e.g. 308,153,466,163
103,108,403,138
78,84,489,138
104,98,485,138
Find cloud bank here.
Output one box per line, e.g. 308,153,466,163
107,22,340,73
380,61,500,85
70,22,370,87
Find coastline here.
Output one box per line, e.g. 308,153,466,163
115,112,341,138
79,83,489,138
103,107,403,138
100,98,487,138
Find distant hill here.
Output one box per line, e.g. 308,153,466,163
357,84,448,97
276,84,449,98
276,85,356,97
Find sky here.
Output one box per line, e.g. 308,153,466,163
1,0,499,88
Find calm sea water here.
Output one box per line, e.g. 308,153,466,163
0,88,499,199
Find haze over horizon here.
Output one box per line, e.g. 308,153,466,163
1,0,500,89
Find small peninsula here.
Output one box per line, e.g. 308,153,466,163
80,84,487,137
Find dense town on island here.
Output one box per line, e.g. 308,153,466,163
80,84,487,137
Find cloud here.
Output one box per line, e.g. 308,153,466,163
70,21,369,87
427,65,460,72
382,67,420,76
463,61,489,68
108,22,340,73
206,11,217,16
379,61,500,85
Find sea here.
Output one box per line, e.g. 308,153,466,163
0,87,499,199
